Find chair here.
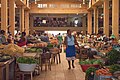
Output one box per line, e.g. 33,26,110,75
40,52,51,71
49,47,61,64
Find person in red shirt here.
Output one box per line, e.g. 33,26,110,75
17,32,27,47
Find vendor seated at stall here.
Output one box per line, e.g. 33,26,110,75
17,32,27,47
40,33,49,42
0,30,7,44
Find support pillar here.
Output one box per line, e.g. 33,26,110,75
25,10,29,36
1,0,8,34
93,7,98,34
29,15,34,34
82,16,86,27
9,0,15,36
104,0,109,37
87,11,92,34
92,0,95,5
20,6,25,32
112,0,119,39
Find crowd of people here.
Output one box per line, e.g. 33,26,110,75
0,29,120,70
0,30,63,48
34,17,82,27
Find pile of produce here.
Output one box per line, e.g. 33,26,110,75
96,67,112,76
0,53,12,62
109,64,120,73
47,43,54,49
80,59,103,65
106,49,120,65
0,44,5,49
25,47,42,53
86,67,97,76
27,42,48,48
50,39,58,45
34,42,48,47
85,67,97,80
2,43,25,56
27,43,34,47
17,57,38,64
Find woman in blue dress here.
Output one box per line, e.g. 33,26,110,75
64,29,79,69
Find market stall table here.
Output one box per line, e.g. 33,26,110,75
16,52,40,80
0,58,15,80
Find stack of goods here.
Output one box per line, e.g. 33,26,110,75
47,43,54,49
34,42,48,47
27,42,48,48
85,67,97,80
96,67,112,76
0,44,5,53
25,47,42,53
105,49,120,65
1,43,25,56
50,38,58,45
110,64,120,80
79,59,103,72
0,53,12,62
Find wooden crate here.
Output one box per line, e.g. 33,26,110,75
0,59,15,80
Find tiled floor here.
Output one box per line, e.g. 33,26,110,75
34,53,85,80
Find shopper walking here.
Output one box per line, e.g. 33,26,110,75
64,29,79,69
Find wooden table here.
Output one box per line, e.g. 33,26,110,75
23,53,38,57
0,58,15,80
21,52,41,80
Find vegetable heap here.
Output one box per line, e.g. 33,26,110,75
25,47,42,53
86,67,97,76
106,49,120,65
109,64,120,73
47,43,54,48
96,67,112,76
80,59,103,65
17,57,38,64
0,53,12,62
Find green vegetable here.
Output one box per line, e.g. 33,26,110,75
17,57,38,64
106,49,120,65
110,64,120,73
79,59,102,65
47,44,54,48
25,47,42,53
86,67,97,76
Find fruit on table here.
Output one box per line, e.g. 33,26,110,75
96,68,112,76
0,53,12,62
34,42,48,47
27,44,34,47
25,47,42,53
